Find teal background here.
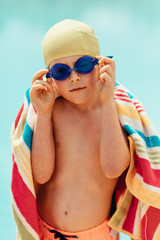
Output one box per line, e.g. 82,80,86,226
0,0,160,239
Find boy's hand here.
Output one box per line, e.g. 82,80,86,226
95,56,115,103
30,69,60,116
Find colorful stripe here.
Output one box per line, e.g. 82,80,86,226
11,160,39,234
141,206,160,240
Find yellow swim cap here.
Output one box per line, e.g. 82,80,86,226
42,19,100,68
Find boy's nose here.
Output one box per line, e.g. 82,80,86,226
69,71,80,83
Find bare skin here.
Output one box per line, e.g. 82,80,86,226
30,55,130,232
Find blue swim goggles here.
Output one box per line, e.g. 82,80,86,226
46,56,99,81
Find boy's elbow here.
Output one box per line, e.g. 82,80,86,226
101,165,123,178
34,172,53,185
35,176,49,185
101,156,130,179
33,165,55,185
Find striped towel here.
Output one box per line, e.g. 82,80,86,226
11,82,160,240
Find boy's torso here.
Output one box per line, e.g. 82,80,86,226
37,98,118,232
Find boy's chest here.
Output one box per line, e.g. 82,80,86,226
53,111,101,160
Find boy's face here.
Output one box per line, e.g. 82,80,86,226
49,55,99,104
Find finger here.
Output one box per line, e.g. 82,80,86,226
32,84,48,91
100,72,112,84
100,65,114,79
46,78,60,96
98,56,113,64
46,78,53,84
96,56,113,60
100,72,115,88
33,80,54,93
33,79,51,87
95,79,104,92
95,56,103,60
98,57,115,72
51,83,61,99
32,69,49,84
52,85,58,99
51,80,61,98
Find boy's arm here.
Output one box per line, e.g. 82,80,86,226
31,113,55,184
30,70,58,184
100,101,130,178
96,57,130,178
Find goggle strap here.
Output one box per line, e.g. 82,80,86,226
46,72,52,78
94,58,99,65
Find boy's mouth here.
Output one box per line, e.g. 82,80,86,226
69,87,86,92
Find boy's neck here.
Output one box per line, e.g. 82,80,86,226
65,93,101,113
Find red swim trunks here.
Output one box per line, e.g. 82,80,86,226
38,215,119,240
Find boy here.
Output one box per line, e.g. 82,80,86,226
29,19,130,239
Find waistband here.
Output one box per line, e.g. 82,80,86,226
38,215,119,240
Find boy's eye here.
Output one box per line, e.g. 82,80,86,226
54,67,67,75
78,60,92,72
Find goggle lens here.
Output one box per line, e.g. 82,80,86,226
77,59,94,73
52,65,70,80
